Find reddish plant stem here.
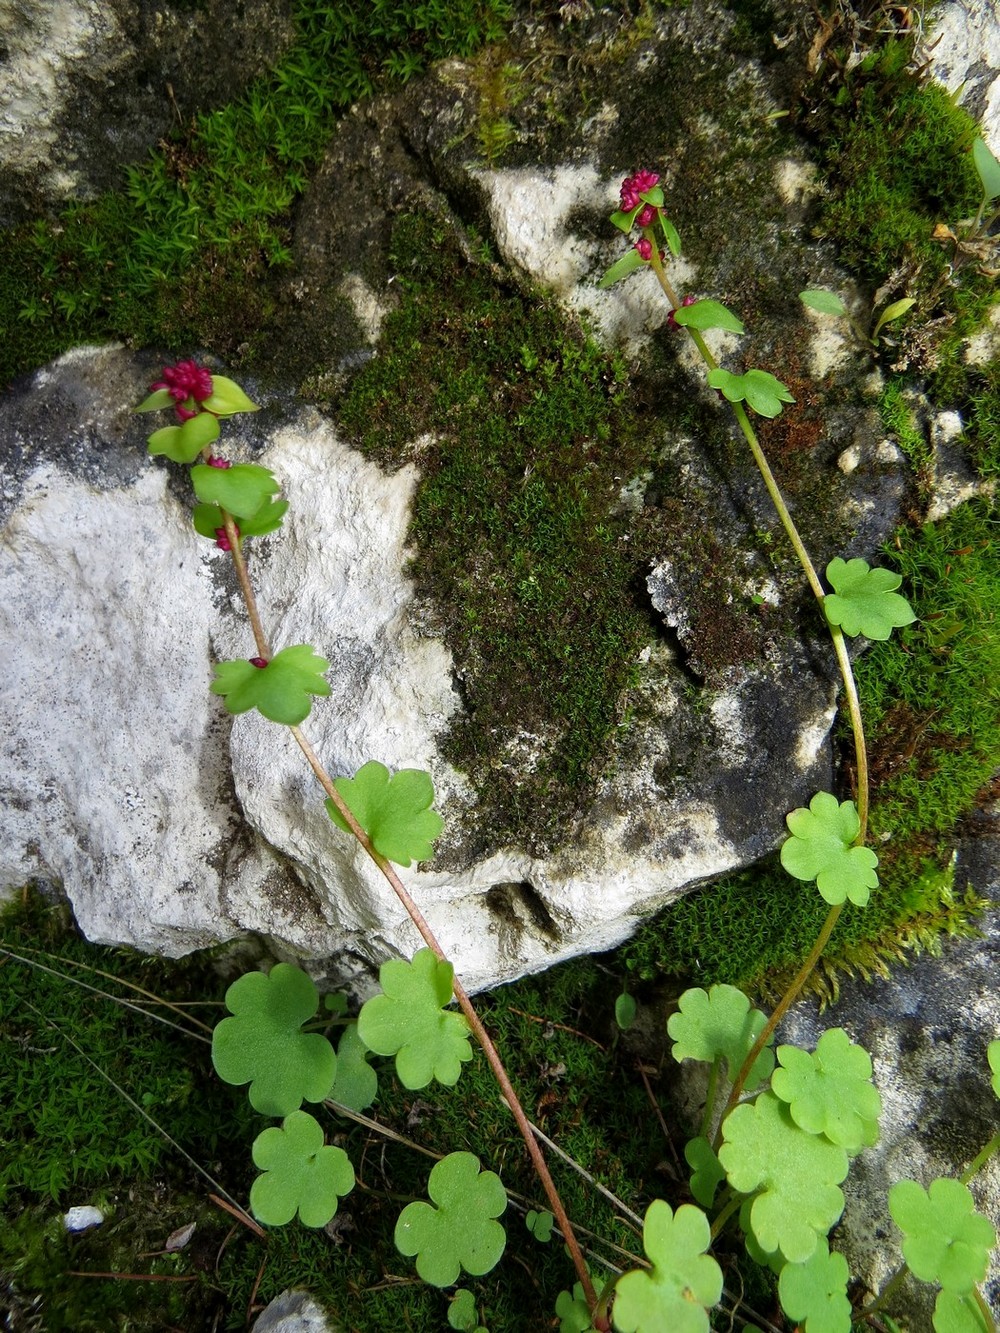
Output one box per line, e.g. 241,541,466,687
222,523,599,1316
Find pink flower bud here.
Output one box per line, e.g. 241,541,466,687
619,169,660,212
635,238,653,261
667,294,697,329
207,456,231,468
636,204,656,228
249,657,268,668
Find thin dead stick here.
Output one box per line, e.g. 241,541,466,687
209,1192,267,1240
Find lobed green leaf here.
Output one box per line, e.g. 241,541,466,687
192,499,288,540
780,791,879,907
778,1238,852,1333
328,1022,378,1112
191,462,281,520
824,557,916,641
612,1200,722,1332
684,1136,726,1209
667,983,775,1089
210,644,331,726
394,1151,507,1287
250,1110,354,1227
719,1091,849,1263
211,964,336,1117
889,1178,996,1294
934,1289,993,1333
556,1283,595,1332
707,367,795,418
326,759,443,865
357,948,473,1089
772,1028,881,1154
147,411,220,463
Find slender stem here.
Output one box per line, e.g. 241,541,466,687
961,1132,1000,1184
223,512,271,659
714,901,842,1150
973,1286,998,1333
700,1057,720,1141
709,1192,743,1241
858,1261,908,1319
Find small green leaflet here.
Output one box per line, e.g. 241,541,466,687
823,557,916,641
357,948,473,1089
394,1151,507,1287
328,1022,378,1112
147,411,220,464
772,1028,881,1154
525,1208,554,1242
972,136,1000,202
684,1137,726,1209
192,499,288,540
555,1283,594,1333
615,992,637,1030
599,248,645,289
201,374,259,416
250,1110,354,1227
778,1238,852,1333
191,462,281,520
211,963,336,1117
780,792,879,907
800,289,847,317
659,214,682,256
211,644,331,726
672,299,745,334
326,759,443,865
448,1288,487,1333
871,297,915,343
612,1200,723,1333
707,367,796,418
667,983,775,1090
934,1289,993,1333
889,1178,996,1294
135,387,175,413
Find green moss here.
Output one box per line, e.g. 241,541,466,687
880,378,931,474
336,212,663,850
0,891,670,1332
1,0,514,388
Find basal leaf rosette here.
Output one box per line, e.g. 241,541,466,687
612,1200,722,1333
394,1151,507,1287
210,644,331,725
889,1178,996,1294
777,1237,852,1333
357,948,473,1089
780,792,879,906
250,1109,355,1227
667,984,775,1090
212,964,336,1116
719,1091,849,1263
771,1028,881,1154
326,760,443,866
823,557,916,641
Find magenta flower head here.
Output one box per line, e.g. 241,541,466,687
620,169,660,213
635,238,653,261
214,523,240,551
150,359,214,422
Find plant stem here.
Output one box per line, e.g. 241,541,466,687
961,1132,1000,1183
858,1261,908,1319
216,533,599,1315
714,901,843,1150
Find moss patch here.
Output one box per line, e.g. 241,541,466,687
335,213,668,851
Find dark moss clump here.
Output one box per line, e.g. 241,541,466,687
336,213,664,851
1,0,515,389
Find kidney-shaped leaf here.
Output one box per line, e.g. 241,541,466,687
210,644,331,725
612,1200,723,1333
326,760,443,865
191,462,281,520
780,792,879,906
212,964,336,1116
719,1091,849,1264
889,1178,996,1294
250,1110,354,1227
824,557,916,641
667,984,775,1089
394,1151,507,1287
772,1028,881,1154
358,948,473,1089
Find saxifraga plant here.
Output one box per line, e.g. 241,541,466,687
132,159,1000,1330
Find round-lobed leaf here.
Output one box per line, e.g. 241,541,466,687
772,1028,881,1154
394,1151,507,1287
780,791,879,906
250,1109,354,1227
147,411,220,463
212,964,336,1116
326,760,443,866
357,948,473,1089
210,644,331,726
684,1136,726,1209
823,557,916,641
556,1282,594,1332
934,1289,993,1333
720,1091,849,1264
328,1022,378,1112
612,1199,722,1332
778,1238,852,1333
889,1178,996,1294
526,1208,554,1242
191,462,281,520
667,984,775,1089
